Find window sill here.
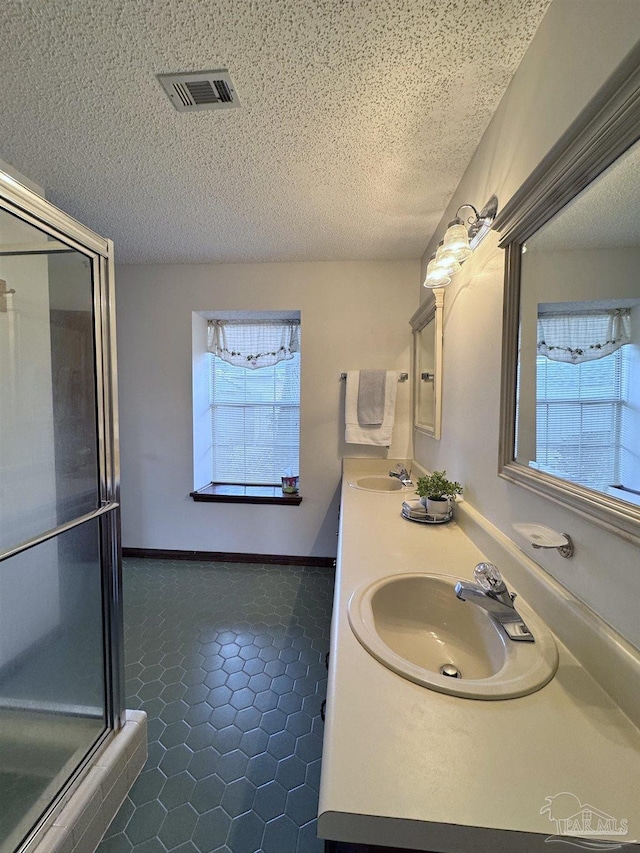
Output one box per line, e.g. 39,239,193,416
190,483,302,506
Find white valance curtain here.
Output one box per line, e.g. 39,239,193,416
207,320,300,369
537,309,632,364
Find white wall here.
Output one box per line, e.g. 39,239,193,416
116,260,418,558
414,0,640,648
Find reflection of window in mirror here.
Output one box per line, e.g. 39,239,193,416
410,289,444,439
517,300,640,503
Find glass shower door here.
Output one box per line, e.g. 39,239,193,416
0,188,122,852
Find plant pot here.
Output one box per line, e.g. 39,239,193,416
425,497,450,516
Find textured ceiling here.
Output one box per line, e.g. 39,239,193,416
0,0,551,264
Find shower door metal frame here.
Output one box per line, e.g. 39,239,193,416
0,170,125,850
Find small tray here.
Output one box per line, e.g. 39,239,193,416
401,509,452,525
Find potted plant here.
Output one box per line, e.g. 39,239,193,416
415,471,462,516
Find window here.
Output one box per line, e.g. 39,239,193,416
210,351,300,484
535,346,629,491
191,312,301,503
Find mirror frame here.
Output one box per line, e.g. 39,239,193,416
410,288,444,439
494,41,640,545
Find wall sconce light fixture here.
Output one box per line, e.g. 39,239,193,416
423,194,498,289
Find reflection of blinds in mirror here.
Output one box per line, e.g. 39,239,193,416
535,348,628,491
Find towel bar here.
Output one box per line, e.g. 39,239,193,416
340,372,408,381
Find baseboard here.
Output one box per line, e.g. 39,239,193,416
122,547,335,568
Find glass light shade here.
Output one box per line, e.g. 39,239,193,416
434,242,461,277
424,255,451,289
442,219,473,262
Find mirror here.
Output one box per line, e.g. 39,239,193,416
410,289,444,439
495,42,640,543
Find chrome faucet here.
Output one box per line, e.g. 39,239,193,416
454,563,535,642
389,465,412,486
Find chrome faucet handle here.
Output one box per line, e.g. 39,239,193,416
457,563,529,641
473,562,515,606
473,562,504,590
389,464,412,485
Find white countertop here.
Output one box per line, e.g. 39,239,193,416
317,459,640,852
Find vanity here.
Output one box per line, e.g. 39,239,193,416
317,458,640,853
318,41,640,853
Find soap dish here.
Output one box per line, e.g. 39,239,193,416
513,523,567,547
512,522,574,557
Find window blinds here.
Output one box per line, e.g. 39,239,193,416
210,353,300,484
535,348,628,490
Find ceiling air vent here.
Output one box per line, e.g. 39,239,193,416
157,70,240,112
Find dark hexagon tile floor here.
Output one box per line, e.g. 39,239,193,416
97,558,334,853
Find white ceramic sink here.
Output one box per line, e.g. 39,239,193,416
348,573,558,699
348,476,406,492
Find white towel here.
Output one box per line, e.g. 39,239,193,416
402,499,427,518
345,371,398,445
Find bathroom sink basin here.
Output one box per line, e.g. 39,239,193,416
348,476,406,492
348,573,558,699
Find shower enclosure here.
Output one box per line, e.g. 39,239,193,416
0,170,123,852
